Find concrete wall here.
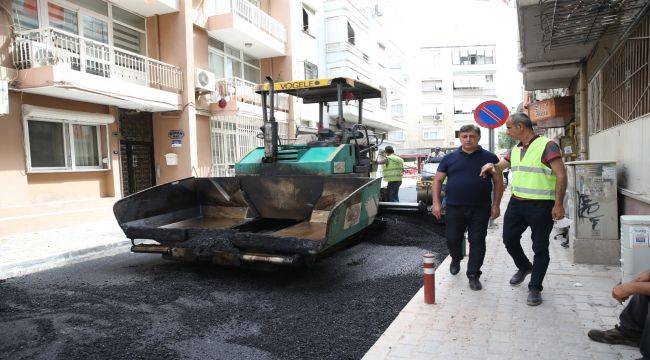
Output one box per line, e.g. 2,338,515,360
589,114,650,215
0,93,117,207
152,3,197,184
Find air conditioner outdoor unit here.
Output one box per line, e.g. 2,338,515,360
195,68,216,93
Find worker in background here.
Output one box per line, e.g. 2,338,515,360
432,124,503,291
588,269,650,360
431,146,443,158
377,146,404,202
480,112,567,306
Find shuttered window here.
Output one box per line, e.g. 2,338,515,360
113,22,145,54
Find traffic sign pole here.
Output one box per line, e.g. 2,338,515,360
489,128,495,153
474,100,508,229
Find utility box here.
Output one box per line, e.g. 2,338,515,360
566,160,619,264
620,215,650,283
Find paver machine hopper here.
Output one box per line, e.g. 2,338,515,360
114,77,427,267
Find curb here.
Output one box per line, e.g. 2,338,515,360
0,239,132,280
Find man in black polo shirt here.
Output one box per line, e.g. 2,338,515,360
432,124,504,291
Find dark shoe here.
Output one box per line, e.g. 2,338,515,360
527,290,542,306
449,260,460,275
468,276,482,291
587,325,640,347
509,268,532,285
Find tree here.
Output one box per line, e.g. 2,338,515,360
498,131,517,151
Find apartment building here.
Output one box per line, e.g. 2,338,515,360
403,0,521,152
0,0,323,234
322,0,408,149
517,1,650,216
412,45,498,149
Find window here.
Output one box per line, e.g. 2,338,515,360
28,121,67,168
302,6,315,34
12,0,39,31
452,47,495,65
18,1,147,56
23,106,111,172
113,22,146,55
304,61,318,79
391,104,403,118
453,75,487,89
347,22,355,45
421,80,443,92
388,131,405,141
48,2,79,34
423,129,443,140
209,44,260,83
454,102,474,114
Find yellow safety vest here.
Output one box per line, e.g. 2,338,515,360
383,154,404,182
511,136,557,200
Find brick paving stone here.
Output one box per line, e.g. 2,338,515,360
363,192,642,360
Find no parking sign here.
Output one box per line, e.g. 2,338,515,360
473,100,509,129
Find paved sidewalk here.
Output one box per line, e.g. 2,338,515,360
0,220,129,280
364,198,640,360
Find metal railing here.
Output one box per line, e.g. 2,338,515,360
216,77,289,112
210,115,289,177
13,27,183,93
325,42,370,63
214,0,286,43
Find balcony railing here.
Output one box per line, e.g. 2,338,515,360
13,27,183,93
326,42,370,63
216,77,289,112
213,0,287,43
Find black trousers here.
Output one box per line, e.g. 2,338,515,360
445,204,491,277
387,181,401,202
502,198,554,291
620,294,649,359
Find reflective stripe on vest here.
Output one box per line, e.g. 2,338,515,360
383,155,404,182
511,136,557,200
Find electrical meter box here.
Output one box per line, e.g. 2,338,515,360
566,160,619,264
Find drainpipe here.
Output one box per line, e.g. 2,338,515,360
579,65,588,160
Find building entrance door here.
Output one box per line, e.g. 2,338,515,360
119,110,155,196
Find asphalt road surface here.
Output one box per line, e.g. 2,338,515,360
0,184,446,360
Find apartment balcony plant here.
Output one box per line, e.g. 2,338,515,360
13,27,182,112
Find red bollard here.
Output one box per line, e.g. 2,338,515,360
423,253,436,304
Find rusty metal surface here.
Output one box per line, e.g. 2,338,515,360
131,244,170,254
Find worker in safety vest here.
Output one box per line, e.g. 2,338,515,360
377,146,404,202
480,112,567,307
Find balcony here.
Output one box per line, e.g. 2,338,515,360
13,28,182,112
212,77,289,120
328,101,406,131
326,42,371,81
109,0,179,16
206,0,286,58
453,112,475,123
453,87,497,97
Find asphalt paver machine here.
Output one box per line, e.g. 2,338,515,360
113,77,429,267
